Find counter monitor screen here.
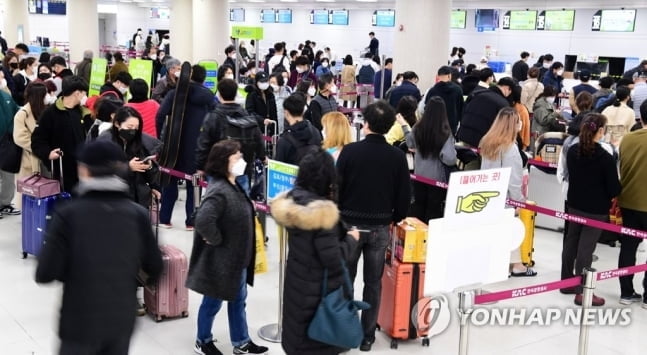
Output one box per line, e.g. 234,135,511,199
475,9,499,31
596,9,636,32
277,9,292,24
451,10,467,29
331,10,349,26
372,10,395,27
542,10,575,31
310,9,330,24
230,8,245,22
261,9,276,23
507,10,537,30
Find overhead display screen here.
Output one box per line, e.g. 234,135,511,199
310,9,329,24
592,9,636,32
28,0,66,15
261,9,275,23
372,10,395,27
277,9,292,24
229,8,245,22
537,10,575,31
475,9,499,31
502,10,537,30
451,10,467,29
330,10,349,25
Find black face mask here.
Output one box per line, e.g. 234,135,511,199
119,129,137,142
38,73,52,80
9,62,18,69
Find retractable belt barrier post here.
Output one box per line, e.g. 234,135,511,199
578,268,596,355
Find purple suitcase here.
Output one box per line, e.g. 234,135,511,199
144,245,189,321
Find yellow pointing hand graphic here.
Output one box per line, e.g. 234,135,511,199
456,191,501,213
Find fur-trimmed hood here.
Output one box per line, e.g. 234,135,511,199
270,189,339,231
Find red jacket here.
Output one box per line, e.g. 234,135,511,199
126,100,160,138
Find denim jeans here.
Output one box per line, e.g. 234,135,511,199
160,177,194,226
618,208,647,298
196,269,250,347
346,224,390,341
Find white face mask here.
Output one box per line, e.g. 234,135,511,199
329,85,338,94
395,80,403,87
270,84,279,92
173,70,180,78
119,86,128,94
307,87,316,97
0,78,6,89
322,62,329,68
546,97,555,105
543,62,551,69
258,82,270,91
231,158,247,177
557,69,564,76
149,54,157,60
230,54,237,59
224,73,234,80
296,66,306,74
80,94,88,106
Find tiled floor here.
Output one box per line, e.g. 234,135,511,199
1,187,646,355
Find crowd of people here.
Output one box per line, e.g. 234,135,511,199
2,31,647,355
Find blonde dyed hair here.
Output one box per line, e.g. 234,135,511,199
479,107,520,160
322,112,352,150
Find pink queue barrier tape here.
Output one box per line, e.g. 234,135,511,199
159,166,269,211
474,277,581,304
596,263,647,281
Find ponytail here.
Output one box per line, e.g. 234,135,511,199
613,99,622,107
578,113,607,157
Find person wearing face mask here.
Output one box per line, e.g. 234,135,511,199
14,82,51,206
152,57,181,103
31,75,94,194
2,52,19,95
387,71,421,109
245,71,278,136
270,72,293,134
36,63,54,82
86,94,123,142
308,73,338,132
74,50,93,86
101,71,133,102
99,106,161,208
287,55,317,90
315,57,331,77
11,57,37,106
533,53,554,82
542,61,564,95
188,139,269,355
224,45,238,78
532,86,564,135
50,56,74,96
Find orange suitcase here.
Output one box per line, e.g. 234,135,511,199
377,257,430,349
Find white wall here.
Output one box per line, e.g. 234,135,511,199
451,8,647,66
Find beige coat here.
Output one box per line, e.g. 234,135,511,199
339,65,357,102
13,104,45,180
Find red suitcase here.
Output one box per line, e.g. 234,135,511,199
144,244,189,321
377,257,430,349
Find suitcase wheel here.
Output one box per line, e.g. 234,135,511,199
376,324,381,331
422,337,430,347
22,252,27,259
182,311,189,318
155,315,163,322
390,339,398,349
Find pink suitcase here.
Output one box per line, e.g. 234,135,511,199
144,244,189,322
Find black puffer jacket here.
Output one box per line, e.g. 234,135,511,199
245,86,278,127
186,177,256,301
270,188,358,355
274,120,322,165
457,86,510,147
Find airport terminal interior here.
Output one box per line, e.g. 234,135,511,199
2,0,647,354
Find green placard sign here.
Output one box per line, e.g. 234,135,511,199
88,58,107,97
129,59,153,98
231,26,264,39
199,60,219,93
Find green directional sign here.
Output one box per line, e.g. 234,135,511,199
88,58,107,97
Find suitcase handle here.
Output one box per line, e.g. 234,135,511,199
50,153,64,192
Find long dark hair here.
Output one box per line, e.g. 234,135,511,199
578,113,606,157
295,148,337,201
396,96,418,127
110,106,144,157
613,86,631,107
24,82,47,121
414,96,451,159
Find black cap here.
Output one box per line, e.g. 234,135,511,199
438,66,453,76
579,69,591,81
50,56,66,67
255,71,269,83
77,141,127,167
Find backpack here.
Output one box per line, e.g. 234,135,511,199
220,114,260,160
594,93,615,113
283,132,319,165
357,65,375,84
271,54,289,74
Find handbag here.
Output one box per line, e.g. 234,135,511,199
17,157,64,198
307,261,370,349
0,132,23,173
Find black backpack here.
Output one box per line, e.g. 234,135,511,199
271,54,289,74
283,133,319,165
220,114,260,159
